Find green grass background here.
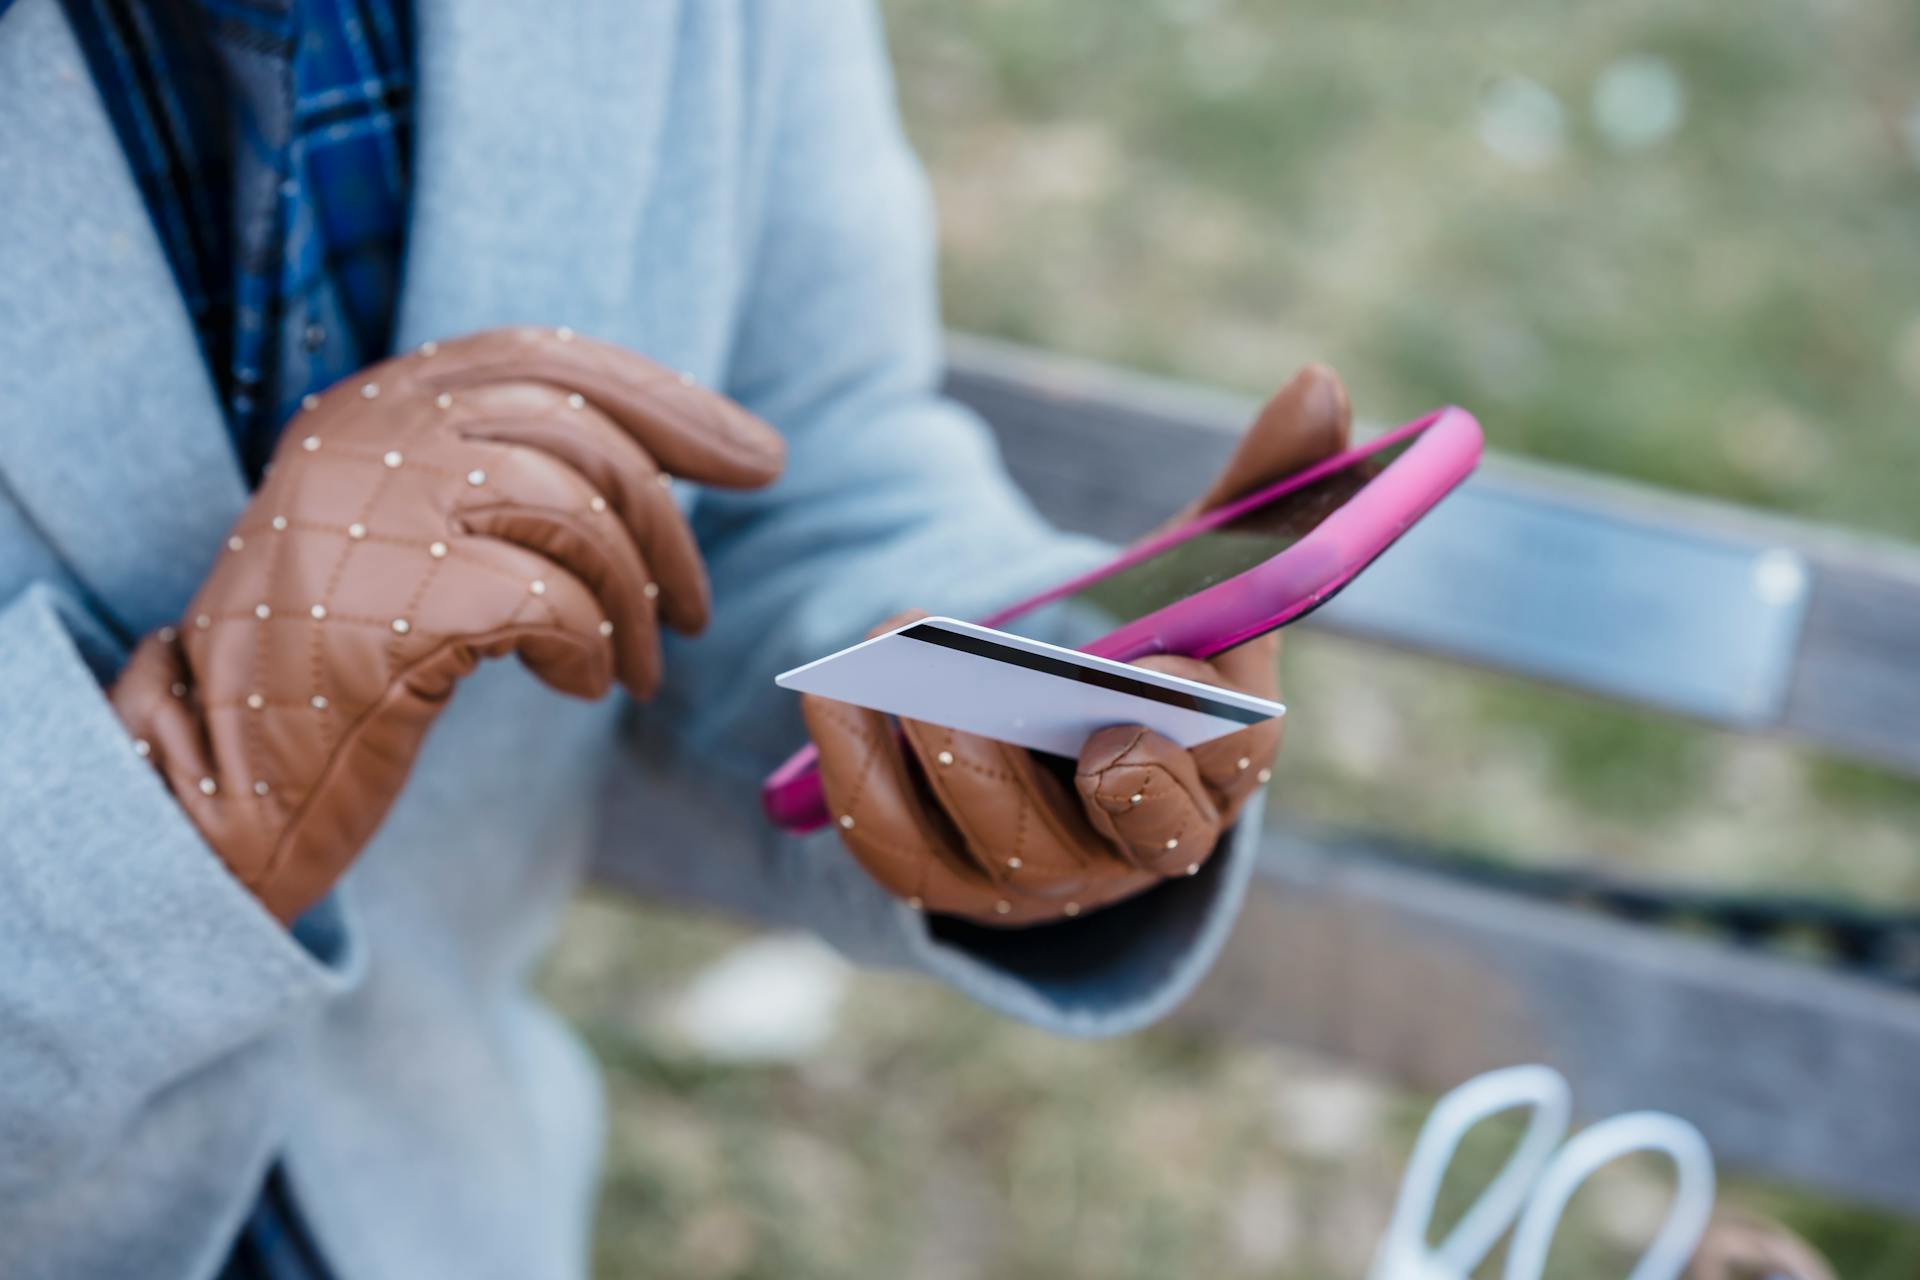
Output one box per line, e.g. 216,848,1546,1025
545,2,1920,1273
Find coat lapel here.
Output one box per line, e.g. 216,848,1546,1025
0,0,246,638
0,0,678,637
395,0,681,348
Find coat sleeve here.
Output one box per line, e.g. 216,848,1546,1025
0,580,360,1274
607,0,1265,1039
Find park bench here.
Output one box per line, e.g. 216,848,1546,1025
605,333,1920,1219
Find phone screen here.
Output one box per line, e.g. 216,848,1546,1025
994,436,1413,646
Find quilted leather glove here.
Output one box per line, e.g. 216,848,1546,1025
111,328,785,923
802,364,1351,926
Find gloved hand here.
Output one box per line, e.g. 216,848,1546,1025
111,328,785,923
802,364,1351,926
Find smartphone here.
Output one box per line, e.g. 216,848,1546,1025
762,406,1483,833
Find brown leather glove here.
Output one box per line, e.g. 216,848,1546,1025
802,364,1351,927
110,328,784,923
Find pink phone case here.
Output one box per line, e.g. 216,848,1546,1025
762,406,1483,833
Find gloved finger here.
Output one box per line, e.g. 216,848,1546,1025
445,383,710,637
847,606,1134,920
404,534,618,702
1134,638,1282,820
1073,724,1223,876
861,606,930,640
816,607,1187,923
448,381,712,633
897,716,1139,907
113,631,216,801
418,327,786,490
1196,630,1282,700
451,440,665,698
800,693,1014,916
1188,718,1280,824
875,606,1216,900
1186,363,1353,515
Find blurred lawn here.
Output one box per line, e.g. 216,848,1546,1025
547,2,1920,1275
897,0,1920,542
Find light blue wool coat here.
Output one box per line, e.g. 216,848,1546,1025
0,0,1265,1275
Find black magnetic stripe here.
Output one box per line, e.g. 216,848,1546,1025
899,624,1268,725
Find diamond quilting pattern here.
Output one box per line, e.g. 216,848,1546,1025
109,328,785,922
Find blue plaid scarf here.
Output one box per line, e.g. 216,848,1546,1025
60,0,413,480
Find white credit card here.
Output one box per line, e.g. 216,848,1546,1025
774,616,1283,758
